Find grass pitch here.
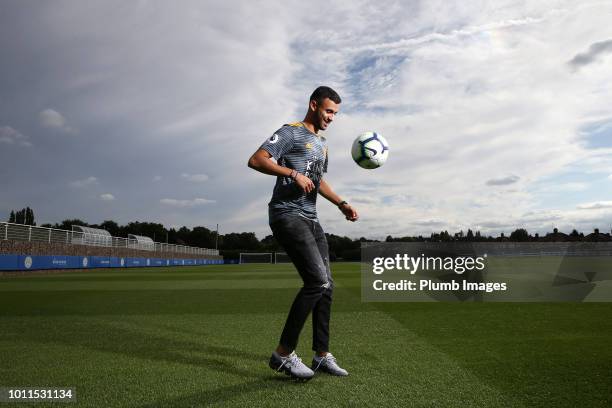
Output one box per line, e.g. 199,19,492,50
1,263,611,407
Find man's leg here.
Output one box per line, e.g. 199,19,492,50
308,221,349,376
270,216,329,353
312,221,333,354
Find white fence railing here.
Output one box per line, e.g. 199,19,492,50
0,222,219,256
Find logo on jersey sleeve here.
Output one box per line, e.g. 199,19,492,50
268,134,279,144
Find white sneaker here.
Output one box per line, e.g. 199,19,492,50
269,351,314,379
311,353,349,376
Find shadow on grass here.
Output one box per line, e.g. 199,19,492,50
136,376,312,408
9,314,315,406
0,287,361,316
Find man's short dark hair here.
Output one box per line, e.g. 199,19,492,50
310,86,341,105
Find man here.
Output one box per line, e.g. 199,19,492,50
248,86,358,380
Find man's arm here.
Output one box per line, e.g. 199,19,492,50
247,148,315,193
319,179,359,222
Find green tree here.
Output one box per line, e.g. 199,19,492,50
99,220,121,236
10,207,35,225
326,233,359,260
167,228,178,244
175,226,192,245
221,232,260,250
190,226,216,248
123,221,168,242
15,209,25,224
25,207,35,225
55,219,89,231
466,229,474,241
569,229,581,241
510,228,530,242
260,234,280,251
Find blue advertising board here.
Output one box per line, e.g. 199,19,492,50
0,254,19,270
0,254,224,271
90,256,111,268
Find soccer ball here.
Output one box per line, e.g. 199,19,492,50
351,132,389,169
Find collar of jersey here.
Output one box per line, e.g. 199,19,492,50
296,121,325,140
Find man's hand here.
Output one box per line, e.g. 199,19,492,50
248,149,314,194
339,203,358,222
295,173,315,193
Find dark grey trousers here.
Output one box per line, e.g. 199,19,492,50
270,215,333,352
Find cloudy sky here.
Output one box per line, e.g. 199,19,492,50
1,0,612,240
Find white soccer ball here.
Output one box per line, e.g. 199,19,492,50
351,132,389,169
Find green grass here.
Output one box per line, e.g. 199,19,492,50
1,263,611,407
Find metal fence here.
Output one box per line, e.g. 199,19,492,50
0,222,219,256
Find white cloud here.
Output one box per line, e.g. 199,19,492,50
532,181,589,194
290,1,612,237
39,109,76,134
181,173,209,183
70,176,98,188
521,210,564,223
100,193,115,201
414,219,447,227
39,109,65,127
0,126,32,147
577,201,612,210
351,196,380,205
4,1,612,238
160,198,216,208
347,15,547,55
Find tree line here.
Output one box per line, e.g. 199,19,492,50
393,227,612,243
8,207,35,226
6,208,612,260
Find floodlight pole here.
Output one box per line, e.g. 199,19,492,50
215,224,219,251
